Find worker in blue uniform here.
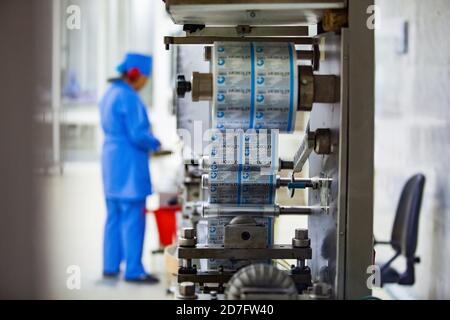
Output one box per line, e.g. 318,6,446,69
99,53,161,283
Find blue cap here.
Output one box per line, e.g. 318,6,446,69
116,53,152,77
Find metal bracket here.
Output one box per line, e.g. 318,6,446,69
178,271,312,288
184,25,309,38
165,36,316,50
293,123,316,173
293,123,332,174
224,216,267,249
178,245,312,260
319,173,332,214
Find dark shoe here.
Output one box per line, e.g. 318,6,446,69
125,274,160,284
103,271,119,279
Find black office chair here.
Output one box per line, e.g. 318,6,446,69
375,174,425,286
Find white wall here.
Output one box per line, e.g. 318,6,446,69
374,0,450,299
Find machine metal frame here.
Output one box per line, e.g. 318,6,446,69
168,0,374,300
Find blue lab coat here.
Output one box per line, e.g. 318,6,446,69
99,79,160,279
100,80,160,200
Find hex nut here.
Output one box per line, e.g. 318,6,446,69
179,237,197,247
178,282,197,299
295,228,308,240
183,228,196,239
292,238,311,248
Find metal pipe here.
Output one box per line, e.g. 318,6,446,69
202,204,280,217
203,204,314,217
279,206,313,215
203,157,292,171
203,174,317,190
165,36,315,48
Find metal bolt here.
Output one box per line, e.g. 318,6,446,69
183,228,196,239
176,75,192,97
297,259,306,269
292,238,311,248
179,282,196,297
295,228,308,240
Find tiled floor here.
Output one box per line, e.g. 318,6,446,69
38,162,171,299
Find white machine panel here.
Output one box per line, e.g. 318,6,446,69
165,0,346,25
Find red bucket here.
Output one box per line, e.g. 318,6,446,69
149,205,180,247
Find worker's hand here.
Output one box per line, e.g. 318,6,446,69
155,139,162,151
148,137,161,153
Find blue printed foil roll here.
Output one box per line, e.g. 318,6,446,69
208,171,277,205
206,130,279,205
212,42,298,133
205,130,279,172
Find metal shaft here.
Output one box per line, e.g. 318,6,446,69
279,206,313,215
202,204,313,217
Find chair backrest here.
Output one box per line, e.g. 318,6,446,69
390,174,425,258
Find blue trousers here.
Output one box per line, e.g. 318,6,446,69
103,199,147,279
